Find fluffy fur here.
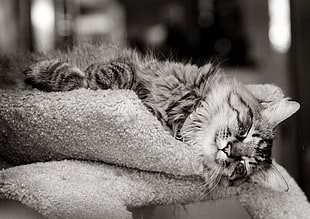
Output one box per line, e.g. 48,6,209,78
19,44,300,191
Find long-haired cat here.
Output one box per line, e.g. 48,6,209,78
20,44,300,192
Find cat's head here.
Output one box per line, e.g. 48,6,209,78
181,74,300,192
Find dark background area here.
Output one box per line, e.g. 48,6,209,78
0,0,309,218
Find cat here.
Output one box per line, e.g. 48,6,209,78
22,44,300,192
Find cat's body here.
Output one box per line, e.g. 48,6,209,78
24,48,220,137
17,44,300,191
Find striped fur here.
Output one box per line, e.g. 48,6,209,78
24,46,299,191
24,60,87,92
85,60,135,90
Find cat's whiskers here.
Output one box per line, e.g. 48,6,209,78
198,167,223,200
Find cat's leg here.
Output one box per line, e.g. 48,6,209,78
84,60,135,90
24,60,87,92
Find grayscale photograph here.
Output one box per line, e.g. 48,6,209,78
0,0,309,218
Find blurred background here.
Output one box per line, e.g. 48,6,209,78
0,0,309,218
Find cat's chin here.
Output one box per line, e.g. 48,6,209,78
215,150,228,164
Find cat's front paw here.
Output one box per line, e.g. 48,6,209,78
24,60,87,92
84,60,135,90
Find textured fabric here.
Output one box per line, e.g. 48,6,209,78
0,89,200,175
0,87,309,219
0,160,309,219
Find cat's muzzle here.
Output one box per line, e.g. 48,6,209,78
220,142,231,157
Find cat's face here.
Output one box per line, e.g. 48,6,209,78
181,80,300,191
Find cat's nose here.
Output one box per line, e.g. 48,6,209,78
230,142,254,158
221,142,232,156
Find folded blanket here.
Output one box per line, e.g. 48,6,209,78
0,160,309,219
0,89,200,175
0,87,309,219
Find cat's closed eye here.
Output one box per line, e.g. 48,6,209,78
252,133,261,138
235,119,252,140
236,134,246,142
239,129,247,136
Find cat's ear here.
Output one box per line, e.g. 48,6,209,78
250,164,289,192
245,84,284,102
262,98,300,126
246,84,300,125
